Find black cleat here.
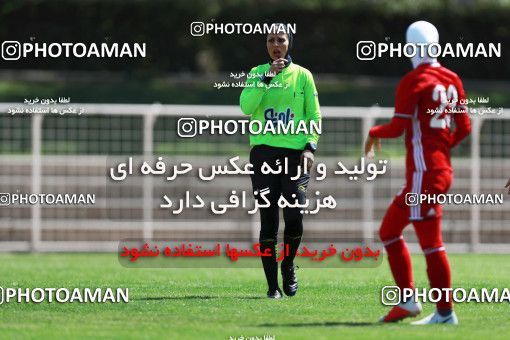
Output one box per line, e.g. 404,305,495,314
267,288,283,299
281,264,298,296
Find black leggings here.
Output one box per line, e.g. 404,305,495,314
250,144,310,240
250,145,309,289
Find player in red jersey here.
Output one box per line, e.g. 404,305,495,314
364,21,471,324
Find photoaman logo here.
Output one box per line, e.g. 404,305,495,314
1,41,146,60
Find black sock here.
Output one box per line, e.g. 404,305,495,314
259,239,278,291
281,234,302,268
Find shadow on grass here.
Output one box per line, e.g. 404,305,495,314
137,295,266,301
258,321,378,327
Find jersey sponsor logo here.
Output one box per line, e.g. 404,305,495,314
263,107,295,126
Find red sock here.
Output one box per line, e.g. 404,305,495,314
379,203,414,290
384,237,414,290
414,218,452,310
425,250,452,310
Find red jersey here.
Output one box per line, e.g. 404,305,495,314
370,63,471,174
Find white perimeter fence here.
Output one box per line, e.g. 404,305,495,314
0,104,509,252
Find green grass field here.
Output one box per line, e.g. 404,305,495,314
0,253,509,339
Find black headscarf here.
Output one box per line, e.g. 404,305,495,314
285,28,293,65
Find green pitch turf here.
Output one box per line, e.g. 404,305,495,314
0,253,509,339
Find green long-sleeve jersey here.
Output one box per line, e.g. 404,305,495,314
239,62,321,150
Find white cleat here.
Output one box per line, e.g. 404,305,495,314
411,310,458,325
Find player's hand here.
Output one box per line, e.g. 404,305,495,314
269,58,287,76
300,150,314,172
364,135,381,157
505,177,510,194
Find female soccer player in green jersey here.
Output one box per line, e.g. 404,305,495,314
239,24,321,298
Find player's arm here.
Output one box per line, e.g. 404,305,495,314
364,117,408,155
449,77,471,148
301,70,321,170
240,60,287,115
304,70,321,147
365,76,415,155
240,66,269,115
368,117,408,138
